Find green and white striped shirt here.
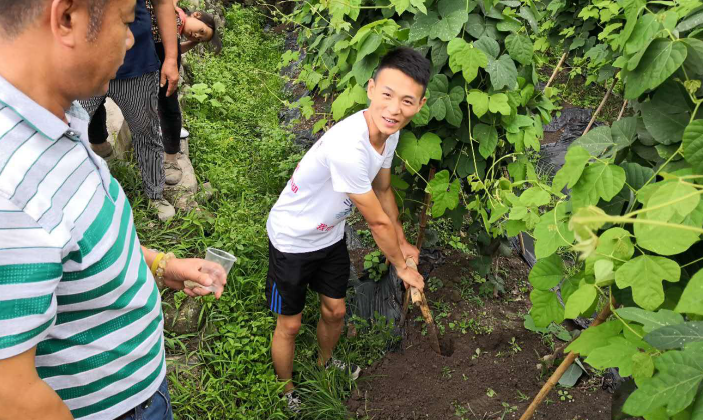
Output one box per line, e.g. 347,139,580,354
0,75,165,419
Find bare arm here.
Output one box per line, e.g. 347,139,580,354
0,348,74,420
152,0,180,96
371,168,419,263
348,190,424,290
180,40,198,54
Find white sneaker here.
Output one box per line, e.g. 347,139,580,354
180,128,189,138
284,391,301,414
325,358,361,380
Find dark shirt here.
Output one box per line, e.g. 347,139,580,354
116,0,161,80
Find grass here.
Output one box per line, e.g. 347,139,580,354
110,5,395,419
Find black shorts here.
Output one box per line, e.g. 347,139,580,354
266,237,350,315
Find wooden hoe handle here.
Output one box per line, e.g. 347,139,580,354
405,258,422,304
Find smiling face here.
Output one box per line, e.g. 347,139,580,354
184,14,213,43
365,67,427,141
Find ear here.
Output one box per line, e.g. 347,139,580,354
193,11,202,19
367,78,375,101
50,0,79,48
418,96,427,108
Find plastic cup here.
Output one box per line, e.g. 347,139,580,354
205,247,237,274
184,248,236,294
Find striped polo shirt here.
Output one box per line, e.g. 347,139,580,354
0,75,165,419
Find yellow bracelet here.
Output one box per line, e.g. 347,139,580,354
151,252,166,277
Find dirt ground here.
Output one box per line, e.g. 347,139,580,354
346,249,612,420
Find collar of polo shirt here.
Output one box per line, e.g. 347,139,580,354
0,75,89,142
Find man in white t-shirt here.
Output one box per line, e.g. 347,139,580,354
265,47,431,411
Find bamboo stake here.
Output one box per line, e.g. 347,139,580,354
401,167,436,324
617,100,629,121
583,76,618,135
406,258,441,355
519,302,613,420
544,52,568,90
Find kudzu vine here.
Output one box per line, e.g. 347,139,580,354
276,0,703,418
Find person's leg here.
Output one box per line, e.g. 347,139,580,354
154,42,182,185
110,72,166,201
78,96,112,157
272,313,303,393
317,295,346,366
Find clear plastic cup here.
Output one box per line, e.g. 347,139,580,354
185,248,236,294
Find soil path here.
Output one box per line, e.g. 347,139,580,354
347,252,612,420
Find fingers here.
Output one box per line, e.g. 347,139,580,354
166,78,177,97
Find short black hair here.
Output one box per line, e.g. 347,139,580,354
0,0,109,40
374,47,431,96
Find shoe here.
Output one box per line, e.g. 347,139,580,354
325,358,361,380
91,142,113,159
164,160,183,185
180,128,189,138
284,390,301,414
151,198,175,221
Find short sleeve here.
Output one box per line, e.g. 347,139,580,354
382,133,400,169
327,145,373,195
0,197,61,360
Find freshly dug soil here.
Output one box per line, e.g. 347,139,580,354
347,251,612,420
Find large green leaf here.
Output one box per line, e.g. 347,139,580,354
351,54,380,85
466,90,489,117
410,0,469,42
573,126,617,157
683,120,703,174
612,117,638,149
552,146,591,192
564,283,598,319
616,307,685,333
644,321,703,350
488,93,511,116
566,321,623,356
624,39,688,99
615,255,681,311
533,206,575,259
614,0,646,49
622,161,654,190
641,100,690,146
624,348,703,417
529,253,564,291
597,227,635,263
396,131,442,174
428,38,449,70
447,38,489,83
644,181,700,222
475,124,498,158
585,337,641,377
505,33,533,65
474,35,500,59
520,187,551,207
486,55,518,90
676,268,703,316
357,32,382,60
426,169,461,217
465,13,485,39
529,289,565,328
625,14,661,55
634,195,703,256
426,74,465,127
571,163,626,209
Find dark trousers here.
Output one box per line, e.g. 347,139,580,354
155,42,182,155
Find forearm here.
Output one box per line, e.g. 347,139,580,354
153,0,179,62
141,246,159,268
0,367,73,420
180,40,197,54
376,188,409,245
368,216,406,269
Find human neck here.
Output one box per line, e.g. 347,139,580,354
363,110,390,152
0,38,70,122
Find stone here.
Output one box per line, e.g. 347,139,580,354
166,353,202,379
163,296,203,334
163,153,199,211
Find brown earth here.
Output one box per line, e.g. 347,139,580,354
346,249,612,420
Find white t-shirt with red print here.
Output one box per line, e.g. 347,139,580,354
266,110,399,253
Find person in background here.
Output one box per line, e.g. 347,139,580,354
265,47,429,413
80,0,180,221
0,0,227,419
147,0,222,184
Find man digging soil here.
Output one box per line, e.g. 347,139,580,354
265,47,430,413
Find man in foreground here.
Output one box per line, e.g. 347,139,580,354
265,47,431,412
0,1,225,419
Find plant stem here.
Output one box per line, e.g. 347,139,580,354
583,75,618,135
573,215,703,235
544,52,568,90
